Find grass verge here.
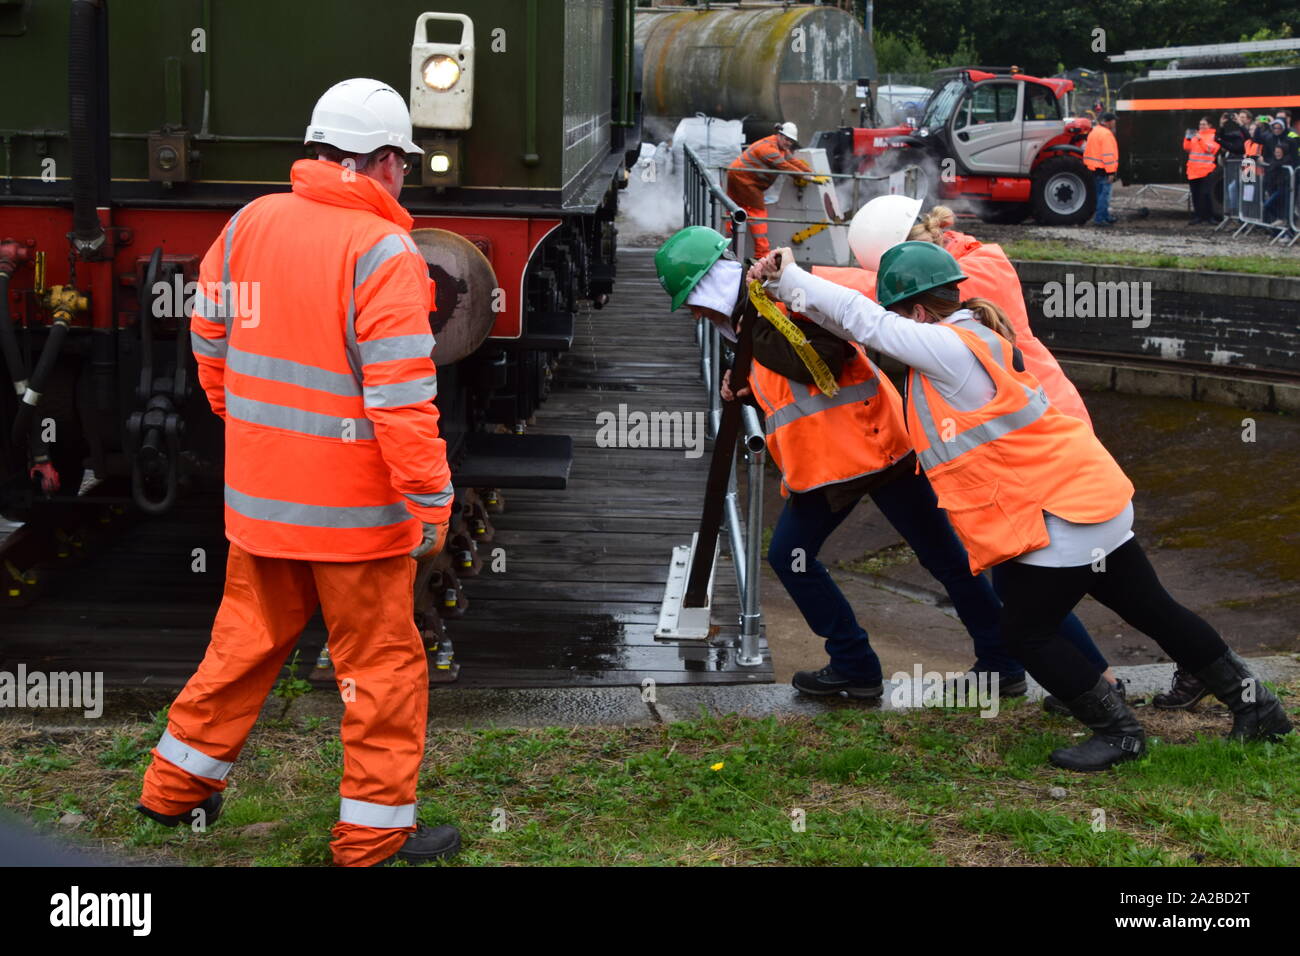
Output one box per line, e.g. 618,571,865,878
1,681,1296,866
1004,240,1300,277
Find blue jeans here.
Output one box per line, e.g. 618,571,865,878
1093,172,1113,223
768,471,1109,681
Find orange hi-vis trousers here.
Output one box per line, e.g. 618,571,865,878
726,205,771,258
139,543,428,867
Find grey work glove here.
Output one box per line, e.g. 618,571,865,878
411,520,450,559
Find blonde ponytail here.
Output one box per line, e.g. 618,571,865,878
961,297,1017,344
907,205,956,244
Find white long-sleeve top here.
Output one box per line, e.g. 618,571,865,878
774,263,1132,567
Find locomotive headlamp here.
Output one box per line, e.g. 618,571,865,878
419,137,461,186
422,54,461,92
410,12,475,130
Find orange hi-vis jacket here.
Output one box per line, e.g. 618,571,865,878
748,341,912,497
1184,130,1219,180
813,234,1093,428
1083,125,1118,173
190,158,454,561
905,318,1133,574
726,134,812,208
1244,138,1263,158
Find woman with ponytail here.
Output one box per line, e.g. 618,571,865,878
749,241,1292,771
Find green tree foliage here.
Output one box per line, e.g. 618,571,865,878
863,0,1300,74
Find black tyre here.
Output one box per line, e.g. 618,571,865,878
1031,156,1096,225
974,201,1032,224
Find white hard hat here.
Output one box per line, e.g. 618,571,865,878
847,194,923,271
304,78,424,156
777,121,800,145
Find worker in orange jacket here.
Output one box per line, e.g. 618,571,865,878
1184,116,1222,225
726,122,816,257
1083,113,1119,226
751,241,1292,771
137,79,459,867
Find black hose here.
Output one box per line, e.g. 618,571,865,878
12,319,69,451
69,0,107,254
0,273,27,398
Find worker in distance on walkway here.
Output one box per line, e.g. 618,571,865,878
726,121,823,258
820,198,1127,717
137,79,459,866
657,224,1057,701
749,240,1293,771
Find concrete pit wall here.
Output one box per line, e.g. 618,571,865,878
1011,260,1300,414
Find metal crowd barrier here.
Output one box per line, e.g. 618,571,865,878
681,141,765,668
1228,159,1294,241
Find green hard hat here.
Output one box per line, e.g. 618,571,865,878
655,226,731,311
876,241,968,308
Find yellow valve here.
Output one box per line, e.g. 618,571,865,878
44,285,88,323
747,280,839,397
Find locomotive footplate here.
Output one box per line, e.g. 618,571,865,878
452,433,572,491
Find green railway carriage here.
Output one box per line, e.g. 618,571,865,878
0,0,641,519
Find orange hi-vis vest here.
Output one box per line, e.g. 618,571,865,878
904,318,1133,573
1183,131,1219,180
726,134,812,207
1244,138,1263,158
748,342,912,497
1083,125,1118,173
190,158,454,561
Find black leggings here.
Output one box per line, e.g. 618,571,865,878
995,538,1228,701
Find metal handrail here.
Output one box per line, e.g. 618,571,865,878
682,141,765,668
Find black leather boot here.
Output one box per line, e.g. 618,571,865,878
378,824,462,866
1048,677,1146,772
1193,651,1294,741
1044,677,1125,716
136,792,223,829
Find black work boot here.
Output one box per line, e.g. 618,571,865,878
378,824,462,866
1152,666,1210,710
1193,651,1294,741
792,665,883,700
944,668,1027,703
136,792,223,829
1048,677,1146,772
1044,677,1126,716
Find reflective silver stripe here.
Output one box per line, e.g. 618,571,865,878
226,390,375,440
343,295,363,380
156,729,233,781
191,330,228,360
950,318,1006,368
225,485,410,529
364,375,437,408
913,377,1050,471
339,797,417,829
226,344,362,397
359,333,435,366
765,378,879,430
355,234,413,289
405,482,454,509
221,207,247,324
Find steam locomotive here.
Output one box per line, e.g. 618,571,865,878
0,0,640,521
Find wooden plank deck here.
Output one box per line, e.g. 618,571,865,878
0,249,771,689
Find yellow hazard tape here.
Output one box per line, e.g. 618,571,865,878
747,280,839,396
791,222,829,245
